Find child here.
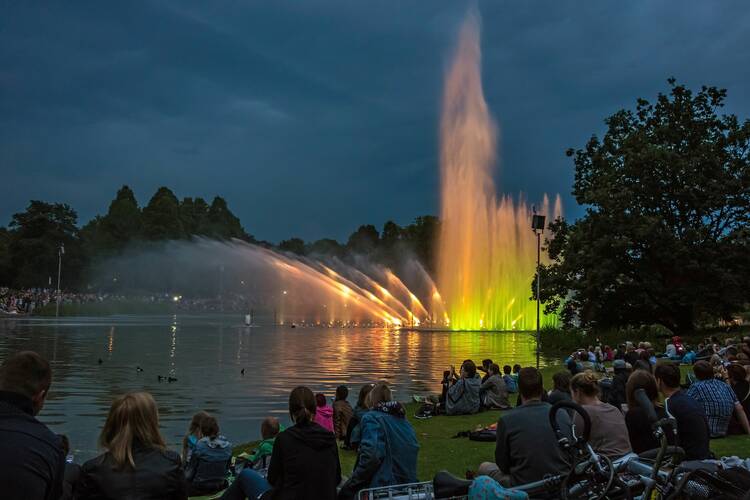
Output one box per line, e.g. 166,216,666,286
250,417,280,472
503,365,517,393
182,410,210,463
185,414,233,497
332,385,353,440
313,392,334,432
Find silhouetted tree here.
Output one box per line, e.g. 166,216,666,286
141,187,184,240
278,237,306,255
346,224,380,254
541,80,750,334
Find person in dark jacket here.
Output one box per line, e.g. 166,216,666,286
606,359,630,410
339,382,419,499
77,391,187,500
185,414,232,496
0,350,65,500
624,370,676,453
547,371,572,406
221,386,342,500
58,434,81,500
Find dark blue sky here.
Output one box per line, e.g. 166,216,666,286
2,1,749,242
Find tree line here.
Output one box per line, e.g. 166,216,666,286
0,184,439,291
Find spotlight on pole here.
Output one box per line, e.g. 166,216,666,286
531,209,545,369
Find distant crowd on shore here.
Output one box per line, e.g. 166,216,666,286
2,335,750,499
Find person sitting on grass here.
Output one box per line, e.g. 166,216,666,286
77,392,187,499
247,417,280,472
570,371,632,458
687,360,750,437
313,393,334,433
480,363,510,410
333,385,353,441
338,381,419,500
477,367,571,487
181,411,210,464
547,371,572,405
480,359,493,383
0,351,65,500
728,364,750,435
446,360,481,415
221,386,341,500
624,371,676,454
503,365,518,393
654,362,711,460
346,383,374,450
185,414,233,497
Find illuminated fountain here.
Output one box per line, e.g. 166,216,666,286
436,10,561,331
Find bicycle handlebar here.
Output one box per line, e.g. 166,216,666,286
549,400,592,445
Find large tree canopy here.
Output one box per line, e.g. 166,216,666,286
542,80,750,333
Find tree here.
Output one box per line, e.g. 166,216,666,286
206,196,248,240
141,187,184,240
542,80,750,333
84,185,142,255
306,238,343,257
8,201,85,288
278,237,306,255
0,227,13,285
346,224,380,255
402,215,440,273
179,196,210,236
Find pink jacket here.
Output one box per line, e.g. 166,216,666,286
313,405,334,433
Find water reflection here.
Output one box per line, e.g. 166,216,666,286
0,315,550,460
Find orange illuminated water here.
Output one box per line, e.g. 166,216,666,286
436,9,561,330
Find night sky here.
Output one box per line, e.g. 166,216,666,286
2,1,749,242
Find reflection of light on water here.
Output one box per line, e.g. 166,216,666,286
170,317,177,375
107,327,115,358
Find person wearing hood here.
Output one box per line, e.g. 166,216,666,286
313,393,334,433
338,382,419,500
221,386,341,500
185,414,232,496
445,359,481,415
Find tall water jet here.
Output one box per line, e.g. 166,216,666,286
437,9,560,330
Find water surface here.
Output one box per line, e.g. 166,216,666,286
0,314,548,460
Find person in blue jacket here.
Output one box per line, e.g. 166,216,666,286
185,414,232,496
338,381,419,499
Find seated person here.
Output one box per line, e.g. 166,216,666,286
687,361,750,437
333,385,353,440
313,393,334,433
728,364,750,435
185,415,232,496
479,359,493,383
182,411,210,463
502,365,518,393
605,359,630,410
446,360,481,415
78,392,186,499
654,362,711,460
624,371,675,454
547,371,572,406
245,417,279,473
0,351,65,500
338,382,419,499
480,363,510,409
478,367,571,487
346,383,374,450
570,371,632,458
222,386,341,500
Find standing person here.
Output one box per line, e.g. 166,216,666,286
184,414,233,497
222,386,341,500
480,363,511,410
333,385,353,440
339,382,419,499
0,351,65,500
624,371,675,453
687,361,750,437
547,371,572,405
570,372,632,458
654,363,711,460
446,360,481,415
77,392,187,499
313,393,334,433
477,368,571,487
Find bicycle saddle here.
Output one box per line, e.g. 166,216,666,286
433,470,472,498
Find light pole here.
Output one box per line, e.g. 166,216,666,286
531,212,546,370
55,243,65,317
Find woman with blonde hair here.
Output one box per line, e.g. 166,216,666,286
339,381,419,500
77,391,186,499
570,371,632,459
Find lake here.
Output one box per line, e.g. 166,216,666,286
0,314,550,460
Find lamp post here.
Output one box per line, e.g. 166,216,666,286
531,212,546,370
55,243,65,318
